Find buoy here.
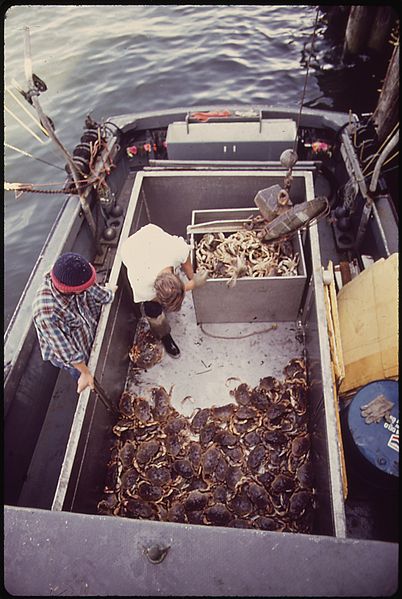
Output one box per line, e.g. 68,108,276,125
110,204,123,217
280,149,298,169
103,227,117,241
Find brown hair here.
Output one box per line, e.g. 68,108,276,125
154,272,185,312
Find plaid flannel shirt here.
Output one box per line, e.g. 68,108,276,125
33,273,114,368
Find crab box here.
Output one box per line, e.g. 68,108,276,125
189,207,307,323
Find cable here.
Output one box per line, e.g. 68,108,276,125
5,142,65,171
200,323,278,340
292,7,321,155
362,122,399,175
5,104,45,144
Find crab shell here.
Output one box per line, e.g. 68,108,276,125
144,464,172,487
97,494,120,515
246,481,272,512
246,444,266,472
291,433,310,458
201,446,221,478
211,403,236,422
254,516,285,531
296,461,314,489
230,383,252,406
166,502,186,523
225,465,245,491
250,388,270,411
186,441,202,470
134,397,154,423
243,430,262,448
172,459,194,479
190,407,211,433
123,496,156,519
184,490,211,513
271,473,296,495
221,445,244,464
288,490,314,519
199,422,218,447
118,392,137,419
138,482,164,502
135,439,162,466
213,453,229,483
120,467,140,496
204,503,232,526
228,490,253,518
118,440,136,469
214,429,238,448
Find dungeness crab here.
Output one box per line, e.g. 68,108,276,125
98,354,316,533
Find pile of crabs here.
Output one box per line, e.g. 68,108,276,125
195,230,300,287
97,357,315,532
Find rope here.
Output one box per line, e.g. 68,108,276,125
4,183,69,195
292,7,321,155
361,122,399,174
5,104,45,144
200,323,278,340
6,86,49,136
5,142,65,171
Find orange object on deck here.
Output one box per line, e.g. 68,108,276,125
190,109,232,122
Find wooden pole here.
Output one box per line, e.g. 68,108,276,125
342,6,374,57
372,43,399,145
23,27,97,238
367,6,395,53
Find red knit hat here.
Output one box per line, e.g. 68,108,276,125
51,252,96,293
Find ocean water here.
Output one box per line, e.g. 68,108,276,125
4,4,391,325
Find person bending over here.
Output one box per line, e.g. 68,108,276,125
33,252,116,393
121,223,207,357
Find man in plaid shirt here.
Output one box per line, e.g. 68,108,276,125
33,253,116,393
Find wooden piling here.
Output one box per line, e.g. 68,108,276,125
367,6,395,53
373,43,399,145
343,6,374,57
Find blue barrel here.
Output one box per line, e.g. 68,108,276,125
344,380,399,491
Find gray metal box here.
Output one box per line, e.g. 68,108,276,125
190,208,307,323
166,120,297,161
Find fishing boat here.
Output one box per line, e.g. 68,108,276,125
4,34,399,598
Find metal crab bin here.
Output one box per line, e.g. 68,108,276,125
189,207,307,323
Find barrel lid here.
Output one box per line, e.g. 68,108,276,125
347,380,399,477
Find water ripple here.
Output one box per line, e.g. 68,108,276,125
4,4,390,323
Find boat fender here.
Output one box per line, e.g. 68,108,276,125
73,142,92,161
103,227,117,241
81,129,99,144
65,155,90,176
110,204,123,217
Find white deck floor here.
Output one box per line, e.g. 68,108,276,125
125,292,303,418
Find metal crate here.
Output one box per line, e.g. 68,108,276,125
190,207,307,323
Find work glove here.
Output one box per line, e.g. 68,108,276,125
192,270,209,288
360,394,394,424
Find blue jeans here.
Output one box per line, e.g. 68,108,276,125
50,358,81,381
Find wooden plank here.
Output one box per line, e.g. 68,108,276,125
327,261,345,382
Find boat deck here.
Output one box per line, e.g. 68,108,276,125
124,292,302,418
